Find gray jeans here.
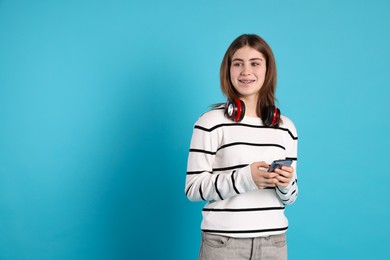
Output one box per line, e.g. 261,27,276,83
199,232,287,260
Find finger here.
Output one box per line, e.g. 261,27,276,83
276,175,290,184
275,173,293,187
275,168,292,178
276,181,289,187
256,161,270,169
255,179,276,189
263,176,279,185
263,172,278,179
281,166,293,173
255,178,274,187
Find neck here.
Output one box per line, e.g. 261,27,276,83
241,96,258,117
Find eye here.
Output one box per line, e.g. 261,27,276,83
251,62,260,67
232,62,243,67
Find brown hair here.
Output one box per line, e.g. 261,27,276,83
220,34,277,119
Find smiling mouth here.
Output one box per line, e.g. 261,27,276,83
239,80,255,84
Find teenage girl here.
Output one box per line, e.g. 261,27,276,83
185,34,298,260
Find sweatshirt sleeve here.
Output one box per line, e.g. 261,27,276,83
185,117,258,202
275,118,299,205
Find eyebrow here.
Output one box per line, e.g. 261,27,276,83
232,58,264,62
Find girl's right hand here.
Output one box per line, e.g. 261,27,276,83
250,161,279,189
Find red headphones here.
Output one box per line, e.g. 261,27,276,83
225,99,246,122
225,99,281,127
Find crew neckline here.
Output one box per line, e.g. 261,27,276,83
242,115,263,124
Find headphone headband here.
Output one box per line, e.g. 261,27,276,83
224,99,280,126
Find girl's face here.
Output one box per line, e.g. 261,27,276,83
230,46,267,102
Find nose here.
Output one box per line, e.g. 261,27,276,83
240,65,251,76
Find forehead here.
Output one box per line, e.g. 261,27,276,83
232,46,265,60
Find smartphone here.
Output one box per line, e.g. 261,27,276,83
267,159,293,172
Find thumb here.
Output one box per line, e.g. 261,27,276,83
252,161,269,168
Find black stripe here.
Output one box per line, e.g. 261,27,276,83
291,189,297,196
187,166,254,174
213,164,248,172
281,189,296,202
288,180,297,187
199,186,205,201
202,206,284,212
286,157,298,161
185,183,192,196
278,127,298,140
218,142,285,151
194,124,225,132
276,186,287,195
189,148,216,155
215,174,223,200
202,226,288,234
190,143,286,156
194,123,298,140
231,171,240,194
276,180,297,195
186,170,212,175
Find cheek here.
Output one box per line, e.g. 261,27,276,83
262,67,267,77
230,68,241,81
256,68,267,79
229,68,235,78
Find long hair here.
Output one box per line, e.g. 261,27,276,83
220,34,277,119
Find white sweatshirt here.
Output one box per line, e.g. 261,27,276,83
185,106,298,238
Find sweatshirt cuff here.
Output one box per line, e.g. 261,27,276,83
242,165,259,191
276,178,294,193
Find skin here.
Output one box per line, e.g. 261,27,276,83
230,46,266,117
230,46,294,189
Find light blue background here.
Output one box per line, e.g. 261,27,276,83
1,0,389,259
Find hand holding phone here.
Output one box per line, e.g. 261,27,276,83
267,159,292,172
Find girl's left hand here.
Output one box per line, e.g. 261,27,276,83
274,166,294,187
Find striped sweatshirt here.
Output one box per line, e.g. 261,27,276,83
185,106,298,238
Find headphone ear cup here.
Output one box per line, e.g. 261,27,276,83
263,105,280,126
225,99,245,122
225,100,235,120
235,99,245,122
